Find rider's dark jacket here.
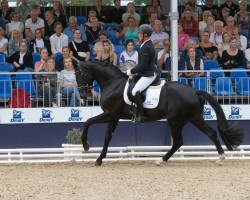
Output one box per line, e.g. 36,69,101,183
130,39,161,77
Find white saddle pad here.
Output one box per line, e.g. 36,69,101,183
123,79,165,109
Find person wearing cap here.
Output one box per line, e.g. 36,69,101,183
221,7,230,26
220,0,239,18
126,24,162,123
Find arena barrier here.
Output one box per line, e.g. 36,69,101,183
0,145,250,164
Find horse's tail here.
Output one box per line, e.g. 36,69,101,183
197,90,244,151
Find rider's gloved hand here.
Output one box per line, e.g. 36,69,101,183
126,69,132,76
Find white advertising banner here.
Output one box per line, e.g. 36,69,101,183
0,105,248,124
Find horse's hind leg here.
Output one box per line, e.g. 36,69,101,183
95,119,119,166
191,117,225,164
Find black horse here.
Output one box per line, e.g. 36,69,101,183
76,60,244,166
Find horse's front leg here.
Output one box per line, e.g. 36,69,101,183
81,112,113,151
96,119,119,166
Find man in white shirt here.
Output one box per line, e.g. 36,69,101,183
150,19,169,48
25,8,44,39
49,22,69,56
209,20,223,47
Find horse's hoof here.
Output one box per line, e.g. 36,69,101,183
215,154,226,166
154,159,163,166
83,142,90,151
95,159,102,166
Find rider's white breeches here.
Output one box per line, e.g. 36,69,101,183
132,73,157,96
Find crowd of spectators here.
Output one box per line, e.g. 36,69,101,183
1,0,250,107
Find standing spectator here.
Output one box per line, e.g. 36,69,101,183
50,22,68,56
185,47,204,78
69,29,90,63
179,9,199,42
150,19,169,48
0,0,14,24
6,12,24,38
122,2,141,27
60,57,85,107
199,11,212,36
157,39,170,68
6,41,33,72
178,23,189,54
116,16,139,44
44,10,57,41
28,28,51,55
8,29,22,55
34,47,49,72
202,0,219,20
220,0,239,18
85,17,102,45
232,26,247,52
203,15,215,34
93,30,114,55
53,1,67,30
119,39,138,72
15,0,31,24
63,16,87,43
107,0,125,25
198,31,218,61
209,20,224,46
92,0,107,23
220,7,230,27
25,8,45,40
217,31,230,57
96,39,117,66
37,58,58,107
0,27,8,56
221,36,244,76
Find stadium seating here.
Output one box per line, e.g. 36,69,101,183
0,53,6,62
230,68,247,85
214,77,235,95
15,73,37,98
103,23,119,31
178,77,188,84
0,73,12,99
0,62,14,72
32,53,41,66
237,77,250,95
76,16,87,26
204,60,220,70
193,77,207,91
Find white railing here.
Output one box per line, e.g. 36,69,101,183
0,145,249,164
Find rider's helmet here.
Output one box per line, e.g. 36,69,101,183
138,24,153,36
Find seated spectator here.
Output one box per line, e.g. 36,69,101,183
0,27,8,56
92,0,107,23
55,46,78,72
202,0,219,20
116,16,139,44
84,10,97,29
85,17,102,45
209,20,224,46
232,26,247,52
37,58,58,107
181,39,203,61
179,9,199,42
60,57,85,107
148,12,158,28
220,0,239,18
199,11,212,36
44,10,57,41
6,12,24,39
15,0,31,24
150,19,169,48
63,16,87,43
25,8,45,40
122,2,141,27
96,39,117,66
151,0,163,19
93,30,114,55
50,22,68,56
163,56,185,78
27,5,45,21
106,0,125,25
162,15,170,35
119,39,138,72
217,32,230,57
52,1,67,29
221,36,244,76
34,47,49,72
223,16,236,36
6,41,33,72
0,0,14,24
69,29,90,63
28,28,51,55
220,7,230,27
198,31,218,61
178,23,189,54
157,39,170,68
140,5,153,25
185,47,204,78
203,15,215,34
8,29,22,55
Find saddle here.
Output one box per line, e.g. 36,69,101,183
127,75,161,103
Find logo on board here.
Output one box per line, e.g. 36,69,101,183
229,106,242,119
39,109,54,122
68,108,83,121
10,110,25,122
203,107,214,119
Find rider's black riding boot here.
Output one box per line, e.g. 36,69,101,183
134,91,145,123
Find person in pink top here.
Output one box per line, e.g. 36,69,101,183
179,8,199,40
34,47,49,72
178,23,189,54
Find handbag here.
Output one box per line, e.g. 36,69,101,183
72,41,86,58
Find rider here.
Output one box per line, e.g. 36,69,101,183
126,24,162,123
